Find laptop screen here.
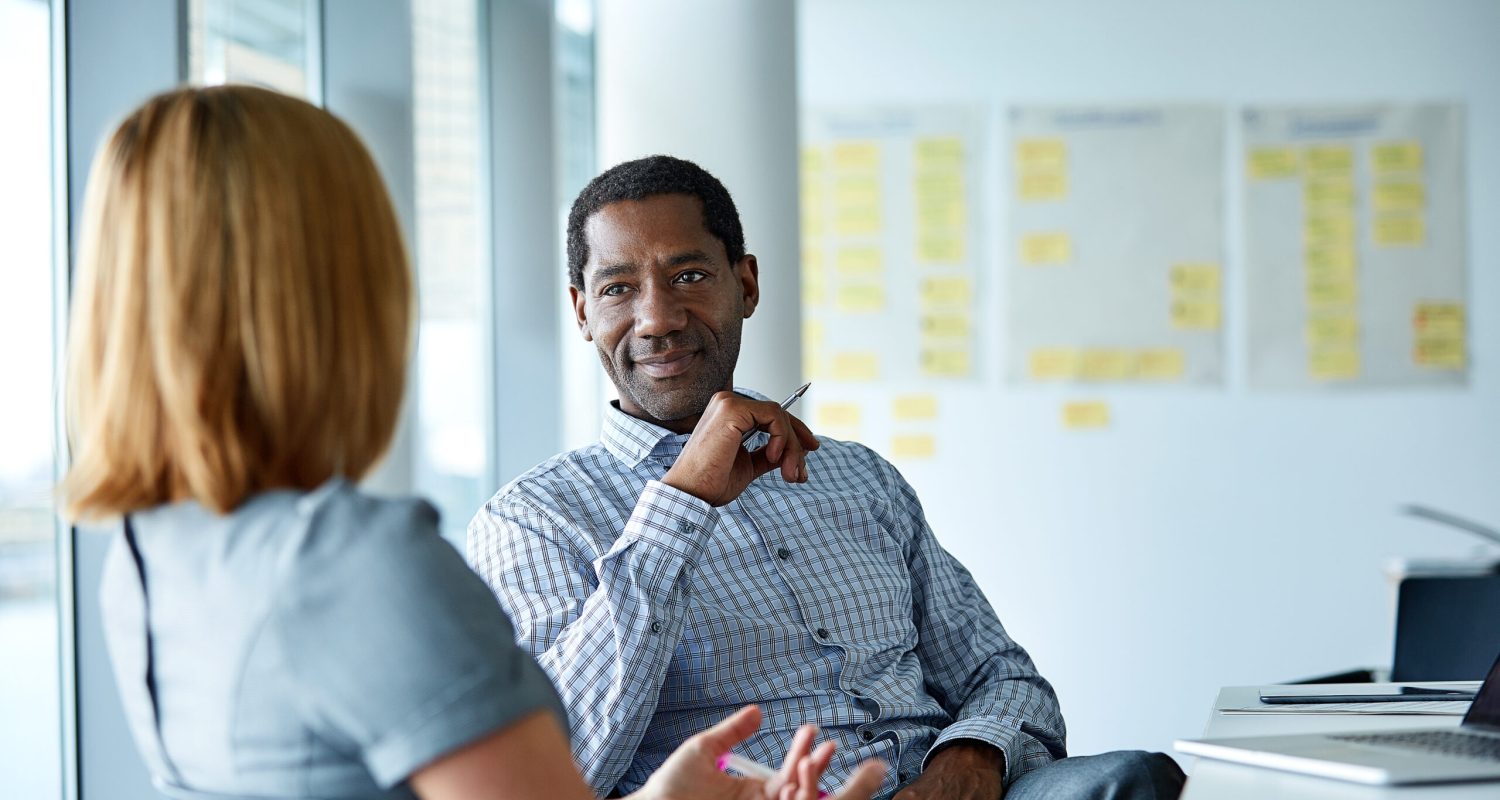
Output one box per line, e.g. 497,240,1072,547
1464,650,1500,727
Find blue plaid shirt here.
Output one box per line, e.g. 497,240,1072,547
468,391,1065,798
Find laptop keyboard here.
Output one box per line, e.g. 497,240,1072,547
1330,730,1500,763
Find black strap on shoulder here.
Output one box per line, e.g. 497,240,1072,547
122,515,183,784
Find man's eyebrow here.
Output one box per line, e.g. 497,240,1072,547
589,263,636,282
665,250,713,267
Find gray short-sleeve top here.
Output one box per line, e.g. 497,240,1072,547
99,479,565,799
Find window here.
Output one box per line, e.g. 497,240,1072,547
0,0,62,797
186,0,320,99
412,0,487,542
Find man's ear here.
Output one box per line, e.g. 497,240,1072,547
569,285,593,342
738,254,760,319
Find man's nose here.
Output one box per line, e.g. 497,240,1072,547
633,282,687,338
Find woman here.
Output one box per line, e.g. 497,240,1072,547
62,85,884,800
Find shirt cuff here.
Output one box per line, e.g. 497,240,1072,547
927,718,1057,788
604,480,716,565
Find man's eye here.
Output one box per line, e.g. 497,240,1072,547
674,270,707,284
601,283,630,297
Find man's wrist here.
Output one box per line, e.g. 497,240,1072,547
929,739,1005,780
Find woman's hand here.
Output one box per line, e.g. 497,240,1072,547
633,705,887,800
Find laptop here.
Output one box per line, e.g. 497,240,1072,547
1175,651,1500,785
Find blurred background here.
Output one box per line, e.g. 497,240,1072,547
2,1,1497,797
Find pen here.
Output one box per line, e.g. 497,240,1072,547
741,381,812,446
717,752,828,798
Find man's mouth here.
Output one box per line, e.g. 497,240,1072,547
633,350,697,379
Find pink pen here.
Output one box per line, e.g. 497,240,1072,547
717,752,828,798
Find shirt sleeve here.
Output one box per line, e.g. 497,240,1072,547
467,479,713,798
274,494,565,790
874,455,1068,787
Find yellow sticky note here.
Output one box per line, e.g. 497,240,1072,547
832,141,880,171
1309,349,1361,380
1414,337,1465,369
1062,401,1110,430
1247,147,1300,180
830,352,879,382
891,433,937,460
915,136,964,171
1136,349,1186,381
1373,181,1425,213
1304,144,1354,175
893,394,939,421
1305,276,1358,309
916,196,967,230
1171,300,1222,330
1305,315,1359,347
1304,244,1357,274
801,204,826,237
1305,177,1355,208
801,147,826,175
1020,232,1073,265
1017,172,1068,202
836,282,885,313
921,313,971,340
1170,263,1221,294
1372,140,1423,174
834,175,880,207
1304,212,1356,248
1080,349,1135,380
1414,302,1464,334
921,276,972,308
802,246,825,273
917,233,965,264
836,208,882,235
1028,348,1079,381
802,320,826,350
914,171,964,200
802,270,827,307
815,402,862,428
921,347,971,378
1015,138,1067,172
1373,213,1426,246
835,246,883,277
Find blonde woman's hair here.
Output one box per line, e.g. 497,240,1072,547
62,85,412,520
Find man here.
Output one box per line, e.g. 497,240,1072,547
469,155,1183,799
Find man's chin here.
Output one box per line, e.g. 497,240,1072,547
624,382,713,426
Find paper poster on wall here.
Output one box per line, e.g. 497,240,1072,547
1005,106,1226,386
1243,104,1468,389
801,107,984,389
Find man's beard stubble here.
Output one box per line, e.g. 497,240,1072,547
602,326,742,425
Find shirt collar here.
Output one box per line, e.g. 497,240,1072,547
600,386,771,468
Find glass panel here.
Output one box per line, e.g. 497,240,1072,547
412,0,487,543
0,0,62,797
187,0,319,99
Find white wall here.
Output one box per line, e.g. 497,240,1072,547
798,0,1500,761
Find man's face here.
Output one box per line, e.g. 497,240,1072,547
571,193,759,432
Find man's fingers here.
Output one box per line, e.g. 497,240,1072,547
830,760,887,800
789,414,819,451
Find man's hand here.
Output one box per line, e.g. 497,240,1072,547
661,391,820,507
892,741,1005,800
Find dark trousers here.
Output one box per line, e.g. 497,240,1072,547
1004,750,1186,799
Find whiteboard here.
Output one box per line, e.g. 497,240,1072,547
799,0,1500,765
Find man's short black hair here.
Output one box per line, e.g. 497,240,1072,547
566,155,746,290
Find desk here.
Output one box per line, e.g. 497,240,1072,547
1180,683,1492,799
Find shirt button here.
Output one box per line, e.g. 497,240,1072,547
679,521,693,534
776,546,791,560
816,627,830,639
651,621,663,634
860,730,874,743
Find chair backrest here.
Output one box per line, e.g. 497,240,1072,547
1391,573,1500,682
